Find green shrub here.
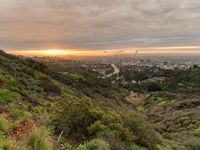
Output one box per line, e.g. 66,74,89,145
0,116,11,132
58,136,72,150
97,131,128,150
52,98,104,138
52,98,133,142
87,121,107,136
122,112,161,150
77,144,88,150
184,137,200,150
33,106,47,116
131,144,147,150
77,139,110,150
0,75,15,88
168,142,180,150
39,77,61,96
52,98,135,149
67,73,85,81
0,89,20,104
10,109,32,124
0,131,6,139
27,127,52,150
136,106,145,113
0,139,14,150
86,139,110,150
60,142,72,150
193,127,200,136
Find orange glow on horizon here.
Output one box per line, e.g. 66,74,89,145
8,49,117,57
7,45,200,58
10,50,69,56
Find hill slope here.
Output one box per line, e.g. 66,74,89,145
0,50,198,150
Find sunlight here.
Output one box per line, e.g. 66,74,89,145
10,49,69,56
8,45,200,58
38,50,67,55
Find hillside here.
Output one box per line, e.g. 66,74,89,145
0,50,199,150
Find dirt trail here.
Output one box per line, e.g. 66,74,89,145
11,120,34,140
125,91,148,106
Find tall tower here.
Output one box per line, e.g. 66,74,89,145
133,50,138,62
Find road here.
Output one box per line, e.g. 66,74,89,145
106,64,119,78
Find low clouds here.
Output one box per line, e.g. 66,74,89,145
0,0,200,50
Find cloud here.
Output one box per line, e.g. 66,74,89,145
0,0,200,50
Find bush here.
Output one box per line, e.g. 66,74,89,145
0,116,11,132
52,98,134,148
87,139,110,150
77,144,88,150
27,127,52,150
97,131,128,150
60,142,72,150
0,139,14,150
185,137,200,150
87,121,107,137
39,77,61,96
53,98,109,139
67,73,85,81
131,144,147,150
122,112,161,150
58,136,72,150
0,75,15,88
10,108,32,124
77,139,110,150
0,89,20,104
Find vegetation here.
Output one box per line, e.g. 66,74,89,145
0,116,10,132
26,127,53,150
0,50,199,149
0,89,20,104
77,139,110,150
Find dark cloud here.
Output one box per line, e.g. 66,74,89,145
0,0,200,50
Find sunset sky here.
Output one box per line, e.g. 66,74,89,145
1,0,200,56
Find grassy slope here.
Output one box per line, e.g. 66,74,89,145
119,65,200,150
0,50,191,150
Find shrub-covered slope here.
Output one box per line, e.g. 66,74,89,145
0,50,192,150
119,64,200,150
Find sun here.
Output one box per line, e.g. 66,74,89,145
8,49,70,57
39,50,67,56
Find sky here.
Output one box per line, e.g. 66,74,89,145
0,0,200,56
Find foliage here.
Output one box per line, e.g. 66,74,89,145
27,127,52,150
184,139,200,150
122,112,161,150
77,144,88,150
131,144,147,150
60,142,72,150
9,108,32,124
53,98,103,138
0,75,16,89
58,136,72,150
0,89,20,104
39,77,61,96
77,139,110,150
122,66,200,93
52,98,135,148
0,116,11,132
1,50,200,150
0,139,14,150
67,73,85,81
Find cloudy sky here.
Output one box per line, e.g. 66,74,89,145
0,0,200,52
